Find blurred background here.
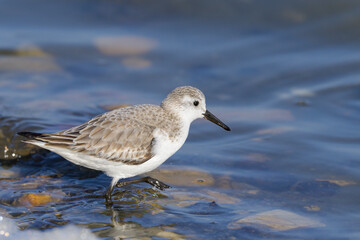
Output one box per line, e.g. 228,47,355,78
1,0,360,239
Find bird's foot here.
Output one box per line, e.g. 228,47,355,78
144,177,171,190
115,176,171,190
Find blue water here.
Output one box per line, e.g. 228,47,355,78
1,0,360,239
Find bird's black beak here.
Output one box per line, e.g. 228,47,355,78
203,110,231,131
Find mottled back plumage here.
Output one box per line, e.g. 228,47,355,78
24,104,181,165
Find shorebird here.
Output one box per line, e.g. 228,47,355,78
18,86,230,204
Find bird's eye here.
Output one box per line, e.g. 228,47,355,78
193,100,199,106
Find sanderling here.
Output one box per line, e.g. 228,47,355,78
18,86,230,204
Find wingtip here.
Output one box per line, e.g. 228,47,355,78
17,131,44,139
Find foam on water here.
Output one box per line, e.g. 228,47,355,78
0,216,99,240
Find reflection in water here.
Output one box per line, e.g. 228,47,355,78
94,208,185,240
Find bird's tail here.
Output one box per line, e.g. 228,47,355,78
17,131,48,142
18,131,76,148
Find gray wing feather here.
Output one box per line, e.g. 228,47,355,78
43,109,156,165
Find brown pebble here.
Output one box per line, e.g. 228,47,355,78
18,193,53,206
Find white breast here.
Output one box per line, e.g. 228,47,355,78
103,124,190,179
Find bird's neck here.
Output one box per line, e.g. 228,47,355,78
163,111,191,144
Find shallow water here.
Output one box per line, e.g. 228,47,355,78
1,0,360,239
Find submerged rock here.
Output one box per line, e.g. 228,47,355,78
304,205,321,211
16,190,66,206
228,209,325,231
0,168,20,178
0,117,39,160
18,193,53,206
94,35,157,56
148,167,215,187
0,44,61,72
316,179,356,187
121,57,151,69
203,190,240,204
155,189,241,209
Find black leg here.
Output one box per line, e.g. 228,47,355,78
115,176,171,190
105,184,115,205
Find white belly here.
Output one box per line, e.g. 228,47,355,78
103,127,187,178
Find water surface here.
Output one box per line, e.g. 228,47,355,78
1,0,360,239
